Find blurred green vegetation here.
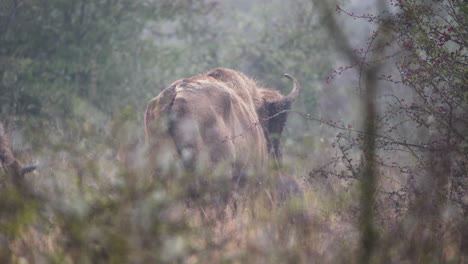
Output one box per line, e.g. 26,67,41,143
0,1,333,262
0,0,466,263
0,0,329,121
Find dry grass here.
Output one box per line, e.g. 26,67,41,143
1,116,465,264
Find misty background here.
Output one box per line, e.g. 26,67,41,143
0,0,466,263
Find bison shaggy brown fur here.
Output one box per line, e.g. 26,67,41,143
145,68,300,186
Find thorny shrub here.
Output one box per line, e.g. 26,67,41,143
317,0,467,220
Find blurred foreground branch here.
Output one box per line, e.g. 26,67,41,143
311,1,390,262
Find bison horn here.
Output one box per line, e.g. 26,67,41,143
283,74,300,102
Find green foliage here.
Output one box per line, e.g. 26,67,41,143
0,187,38,238
1,1,335,262
1,0,185,119
3,0,465,263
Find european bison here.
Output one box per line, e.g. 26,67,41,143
145,68,300,185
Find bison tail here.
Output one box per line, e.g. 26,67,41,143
144,86,177,144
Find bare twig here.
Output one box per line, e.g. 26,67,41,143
311,1,391,262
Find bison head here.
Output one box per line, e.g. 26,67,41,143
256,74,300,161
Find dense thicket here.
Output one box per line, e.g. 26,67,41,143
0,0,466,263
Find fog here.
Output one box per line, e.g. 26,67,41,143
0,0,465,263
